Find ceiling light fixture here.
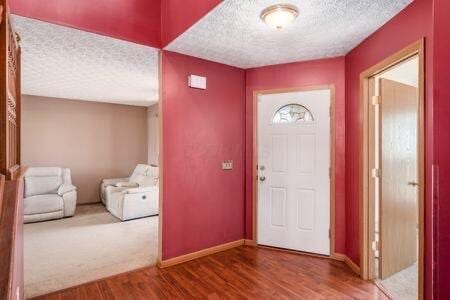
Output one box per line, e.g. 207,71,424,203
260,4,299,30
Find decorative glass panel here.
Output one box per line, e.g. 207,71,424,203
272,104,314,123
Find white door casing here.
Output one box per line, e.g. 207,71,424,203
257,89,331,255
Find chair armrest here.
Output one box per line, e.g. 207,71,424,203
115,182,139,188
58,184,77,196
106,185,128,193
102,178,129,186
122,186,158,194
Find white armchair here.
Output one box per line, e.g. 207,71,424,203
100,164,159,221
24,167,77,223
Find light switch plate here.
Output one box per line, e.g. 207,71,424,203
188,74,207,89
222,160,233,170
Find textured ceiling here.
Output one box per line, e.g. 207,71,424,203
13,15,159,106
166,0,412,68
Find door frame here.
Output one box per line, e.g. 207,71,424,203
251,85,336,258
359,39,424,298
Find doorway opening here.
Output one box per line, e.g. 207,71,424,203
12,15,162,298
252,86,336,257
360,40,424,300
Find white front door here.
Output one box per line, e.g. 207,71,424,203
257,89,331,255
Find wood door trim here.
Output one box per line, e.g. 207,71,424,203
157,51,163,264
359,39,424,299
251,84,336,258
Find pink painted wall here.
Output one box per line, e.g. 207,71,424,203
161,0,222,47
161,51,245,259
433,0,450,297
245,57,346,254
344,0,434,297
10,0,161,47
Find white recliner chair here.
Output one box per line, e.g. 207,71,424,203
100,164,159,221
23,167,77,223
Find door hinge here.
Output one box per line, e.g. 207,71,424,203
329,106,332,116
372,95,381,105
329,167,331,178
372,168,381,178
329,229,331,239
371,240,379,252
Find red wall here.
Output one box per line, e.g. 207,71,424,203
344,0,434,297
10,0,161,48
161,0,222,47
433,0,450,297
10,0,224,48
161,51,245,259
245,57,346,254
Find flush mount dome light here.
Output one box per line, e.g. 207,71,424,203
260,4,299,30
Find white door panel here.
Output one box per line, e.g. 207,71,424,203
257,89,330,255
270,187,287,227
296,134,315,175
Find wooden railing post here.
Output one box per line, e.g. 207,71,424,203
0,0,21,180
0,176,24,300
0,1,24,299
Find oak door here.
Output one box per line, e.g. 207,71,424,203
379,79,418,279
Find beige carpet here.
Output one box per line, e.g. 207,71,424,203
24,204,158,299
380,263,418,300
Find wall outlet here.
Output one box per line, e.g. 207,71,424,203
222,160,233,170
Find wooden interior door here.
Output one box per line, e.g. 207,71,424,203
379,78,418,279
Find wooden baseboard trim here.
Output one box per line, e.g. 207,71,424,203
243,239,257,246
331,252,346,261
344,256,361,275
334,252,360,275
373,280,394,299
157,241,361,277
158,239,245,268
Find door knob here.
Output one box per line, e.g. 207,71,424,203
408,181,419,187
259,176,266,182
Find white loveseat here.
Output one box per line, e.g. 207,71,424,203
100,164,159,221
24,167,77,223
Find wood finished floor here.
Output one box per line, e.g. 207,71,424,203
33,246,388,300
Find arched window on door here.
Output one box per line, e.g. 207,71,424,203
272,104,314,124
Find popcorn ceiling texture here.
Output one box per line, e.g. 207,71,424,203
13,15,159,106
166,0,412,68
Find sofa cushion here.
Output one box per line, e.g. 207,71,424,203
130,166,159,187
130,164,151,180
25,176,62,197
24,194,63,215
26,167,62,177
131,175,152,187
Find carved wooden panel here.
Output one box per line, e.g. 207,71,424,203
7,92,15,125
0,1,21,180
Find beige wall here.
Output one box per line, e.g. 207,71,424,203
147,104,159,166
21,95,148,204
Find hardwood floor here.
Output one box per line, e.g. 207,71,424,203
33,246,388,299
